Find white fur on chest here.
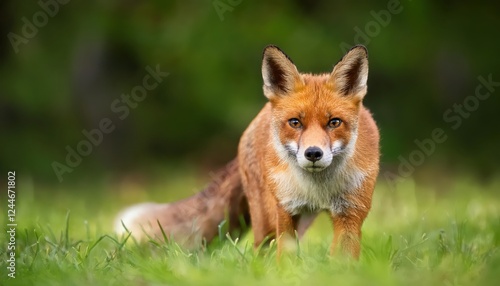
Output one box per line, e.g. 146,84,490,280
271,161,366,215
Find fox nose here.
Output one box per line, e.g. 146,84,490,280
304,146,323,162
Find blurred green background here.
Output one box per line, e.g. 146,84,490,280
1,0,499,185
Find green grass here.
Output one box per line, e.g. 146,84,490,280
1,171,499,286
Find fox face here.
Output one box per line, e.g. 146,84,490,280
262,45,369,173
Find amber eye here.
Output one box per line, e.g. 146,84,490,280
328,118,342,128
288,118,302,129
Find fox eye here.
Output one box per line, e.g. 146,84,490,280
328,118,342,128
288,118,302,129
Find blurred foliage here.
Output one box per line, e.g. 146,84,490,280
1,0,499,183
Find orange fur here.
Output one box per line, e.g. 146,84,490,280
239,45,379,258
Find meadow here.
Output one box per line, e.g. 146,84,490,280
2,170,499,286
2,1,499,285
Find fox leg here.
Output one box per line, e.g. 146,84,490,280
247,199,274,248
275,205,295,258
329,183,374,259
242,182,277,248
329,210,366,259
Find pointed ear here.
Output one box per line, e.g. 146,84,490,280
329,45,369,100
262,45,303,99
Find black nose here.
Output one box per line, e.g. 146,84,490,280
304,146,323,162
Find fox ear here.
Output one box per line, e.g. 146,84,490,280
262,45,303,99
330,45,368,100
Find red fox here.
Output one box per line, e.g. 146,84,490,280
115,45,380,258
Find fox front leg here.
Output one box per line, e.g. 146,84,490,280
275,205,295,259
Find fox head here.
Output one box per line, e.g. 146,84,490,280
262,45,369,173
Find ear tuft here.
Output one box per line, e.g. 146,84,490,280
330,45,369,99
262,45,302,99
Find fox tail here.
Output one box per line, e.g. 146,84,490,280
114,158,249,248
